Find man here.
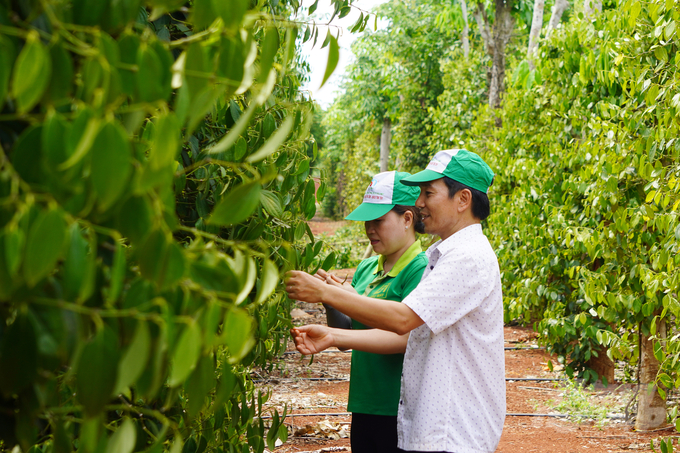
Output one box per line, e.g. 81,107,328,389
286,149,505,453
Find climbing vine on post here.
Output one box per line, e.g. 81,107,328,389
0,0,354,451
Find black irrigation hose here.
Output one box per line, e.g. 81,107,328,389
506,378,564,382
261,412,626,420
281,347,542,356
255,377,563,383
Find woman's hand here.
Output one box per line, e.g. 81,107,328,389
315,269,357,294
285,270,327,303
290,325,335,355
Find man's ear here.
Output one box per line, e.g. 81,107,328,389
457,189,472,212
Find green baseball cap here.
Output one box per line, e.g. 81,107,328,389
401,149,494,193
345,171,421,221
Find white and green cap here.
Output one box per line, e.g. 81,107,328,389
345,171,421,221
401,149,494,193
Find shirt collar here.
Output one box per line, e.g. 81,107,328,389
375,240,423,277
427,223,483,257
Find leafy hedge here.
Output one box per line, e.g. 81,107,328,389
430,0,679,382
0,0,346,451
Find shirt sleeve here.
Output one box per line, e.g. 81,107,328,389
402,250,493,335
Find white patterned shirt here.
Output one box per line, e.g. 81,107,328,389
398,224,505,453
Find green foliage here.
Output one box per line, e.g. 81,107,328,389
0,0,347,451
319,0,448,215
428,0,680,384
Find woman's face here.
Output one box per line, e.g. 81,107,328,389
364,210,412,258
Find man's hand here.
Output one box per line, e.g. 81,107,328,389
285,270,327,303
291,325,335,355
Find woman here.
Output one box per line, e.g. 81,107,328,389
316,170,427,453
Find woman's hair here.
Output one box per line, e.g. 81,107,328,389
392,205,425,234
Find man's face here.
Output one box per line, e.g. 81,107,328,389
415,179,461,239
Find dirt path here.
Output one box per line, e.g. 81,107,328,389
257,219,672,452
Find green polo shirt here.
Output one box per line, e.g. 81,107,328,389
347,240,427,416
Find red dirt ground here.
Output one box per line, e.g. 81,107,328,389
255,220,673,452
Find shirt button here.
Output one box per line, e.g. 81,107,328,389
430,266,434,270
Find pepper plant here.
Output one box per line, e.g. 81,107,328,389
0,0,352,451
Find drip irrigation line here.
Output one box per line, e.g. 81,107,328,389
281,347,543,355
506,378,564,382
282,350,350,356
255,377,563,383
253,377,349,383
504,346,544,350
260,412,626,420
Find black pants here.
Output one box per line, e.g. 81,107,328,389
351,412,398,453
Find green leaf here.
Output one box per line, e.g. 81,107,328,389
320,252,336,271
58,117,101,171
185,42,209,97
260,190,283,218
73,0,109,25
168,321,202,387
118,32,140,96
254,259,279,305
0,35,16,110
114,320,150,394
116,195,153,244
208,180,262,226
150,113,180,170
214,0,248,30
217,35,245,84
23,209,67,287
259,26,280,83
319,34,339,89
63,224,96,302
136,43,168,102
281,26,298,77
221,307,255,362
0,313,37,396
192,0,218,29
76,327,120,417
105,419,136,453
185,354,214,418
4,226,24,278
11,31,51,113
107,241,126,303
246,115,294,162
226,251,256,305
91,121,133,211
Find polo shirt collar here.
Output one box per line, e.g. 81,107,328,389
375,240,423,277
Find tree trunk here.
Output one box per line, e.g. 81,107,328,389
460,0,470,59
527,0,545,70
583,0,601,19
636,320,667,431
379,117,391,173
545,0,569,37
489,0,515,110
474,0,515,111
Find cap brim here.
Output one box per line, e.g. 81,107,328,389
344,203,394,221
400,169,444,186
